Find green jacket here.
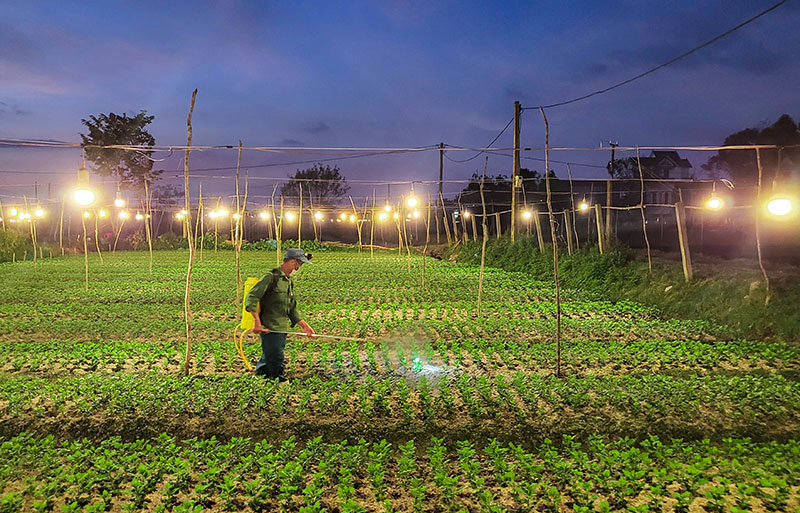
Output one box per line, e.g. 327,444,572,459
244,268,301,332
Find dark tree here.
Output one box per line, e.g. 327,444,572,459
702,114,800,185
280,164,350,206
607,157,641,205
80,111,161,190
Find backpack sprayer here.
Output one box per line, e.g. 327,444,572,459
233,276,370,372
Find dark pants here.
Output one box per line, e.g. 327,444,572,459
254,331,288,381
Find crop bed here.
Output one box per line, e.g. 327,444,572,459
1,249,798,512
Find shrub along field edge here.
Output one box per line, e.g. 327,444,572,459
441,237,800,343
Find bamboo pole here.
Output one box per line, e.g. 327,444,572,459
675,201,693,281
309,189,318,242
563,209,574,255
636,148,652,272
470,213,478,242
235,141,243,307
755,148,770,305
370,189,376,259
182,88,198,377
401,196,411,270
349,196,362,252
113,215,126,253
458,199,468,242
532,211,545,251
539,107,562,379
594,203,605,253
495,212,501,239
58,195,64,256
93,209,103,264
277,197,283,266
144,181,153,273
81,213,89,290
213,197,220,252
478,157,489,316
439,192,452,245
422,191,432,288
565,164,579,250
451,212,459,243
0,198,5,231
196,183,204,261
298,183,303,245
23,196,37,267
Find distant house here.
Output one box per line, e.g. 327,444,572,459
637,151,696,205
637,150,694,180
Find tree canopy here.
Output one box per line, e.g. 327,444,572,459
80,111,161,191
701,114,800,186
280,164,350,206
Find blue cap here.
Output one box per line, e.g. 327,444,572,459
285,247,312,264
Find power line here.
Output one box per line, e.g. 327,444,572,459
442,117,515,163
529,0,789,109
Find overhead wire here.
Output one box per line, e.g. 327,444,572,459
526,0,789,109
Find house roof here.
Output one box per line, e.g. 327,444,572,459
650,151,692,168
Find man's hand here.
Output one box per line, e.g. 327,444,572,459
251,312,268,334
297,320,315,337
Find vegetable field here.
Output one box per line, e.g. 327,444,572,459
1,249,798,512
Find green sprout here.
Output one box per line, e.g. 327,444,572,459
413,357,422,372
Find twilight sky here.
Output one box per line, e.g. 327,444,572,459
1,0,798,205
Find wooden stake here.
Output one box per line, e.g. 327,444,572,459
532,212,545,252
144,180,153,273
439,192,452,244
349,195,362,251
0,198,5,232
81,214,89,291
298,183,303,245
636,148,652,272
451,212,459,243
478,157,489,316
309,188,318,242
755,148,770,304
370,189,376,259
422,191,432,288
182,88,198,377
24,196,37,268
58,195,64,256
539,107,562,379
594,203,605,254
235,141,243,307
277,197,283,266
471,213,478,242
674,201,693,282
495,212,501,239
563,209,574,255
565,164,579,250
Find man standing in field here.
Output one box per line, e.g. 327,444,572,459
245,248,315,381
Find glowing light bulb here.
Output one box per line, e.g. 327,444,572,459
578,201,589,211
767,198,793,217
412,210,420,218
98,209,107,218
378,212,388,221
706,197,723,210
339,212,347,220
232,213,241,220
114,198,125,208
34,208,45,218
393,212,399,220
406,196,418,208
9,208,18,216
314,211,323,220
259,211,270,220
285,212,296,221
74,188,96,206
217,209,229,217
384,204,391,212
463,211,470,219
119,211,129,219
522,211,532,220
175,213,185,220
349,214,356,222
83,211,91,219
135,213,144,221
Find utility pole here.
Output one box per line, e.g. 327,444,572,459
438,142,444,199
34,182,39,202
511,101,521,242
